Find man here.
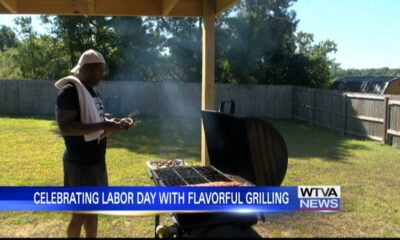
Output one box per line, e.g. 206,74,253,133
55,49,134,238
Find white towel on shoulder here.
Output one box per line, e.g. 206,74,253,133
55,75,104,142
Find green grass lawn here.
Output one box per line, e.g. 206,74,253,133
0,116,399,237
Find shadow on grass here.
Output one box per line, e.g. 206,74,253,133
109,116,367,164
266,119,369,163
47,115,202,163
0,114,56,121
107,116,201,161
5,113,369,164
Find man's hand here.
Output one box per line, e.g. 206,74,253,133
56,111,134,139
119,117,135,130
100,118,135,140
104,120,124,132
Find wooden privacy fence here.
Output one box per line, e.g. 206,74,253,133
292,86,400,147
386,98,400,147
2,80,400,148
0,80,293,118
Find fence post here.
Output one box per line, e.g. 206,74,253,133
291,86,296,120
290,86,294,119
383,97,389,144
342,94,348,135
310,88,316,126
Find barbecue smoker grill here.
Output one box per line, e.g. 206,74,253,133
148,101,288,238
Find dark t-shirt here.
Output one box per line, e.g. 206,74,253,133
56,83,107,165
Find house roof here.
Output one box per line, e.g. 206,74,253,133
331,76,400,94
0,0,238,17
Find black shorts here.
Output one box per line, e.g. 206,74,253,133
63,159,109,187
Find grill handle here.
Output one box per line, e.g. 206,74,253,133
219,100,235,114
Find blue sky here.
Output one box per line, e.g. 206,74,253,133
291,0,400,69
0,14,47,33
0,0,399,69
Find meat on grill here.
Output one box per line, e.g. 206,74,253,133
189,181,242,187
149,159,185,169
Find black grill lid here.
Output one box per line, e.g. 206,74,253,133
201,110,288,186
201,111,256,184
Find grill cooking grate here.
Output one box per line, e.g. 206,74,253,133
151,166,232,186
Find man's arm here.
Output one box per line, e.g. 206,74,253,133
56,110,122,136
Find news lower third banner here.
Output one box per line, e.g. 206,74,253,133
0,186,341,212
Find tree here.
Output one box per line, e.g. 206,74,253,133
41,15,164,81
156,17,202,82
215,0,338,88
0,25,18,51
13,35,70,80
5,16,71,80
0,26,21,79
111,17,164,81
216,0,299,84
0,48,22,79
0,2,340,86
41,15,120,79
289,31,338,88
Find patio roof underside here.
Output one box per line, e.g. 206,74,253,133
0,0,237,17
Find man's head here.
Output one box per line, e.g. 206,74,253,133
71,49,106,86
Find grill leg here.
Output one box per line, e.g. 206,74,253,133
176,225,184,238
177,230,183,238
155,215,160,238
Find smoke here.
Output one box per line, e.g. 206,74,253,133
108,16,202,114
104,16,202,159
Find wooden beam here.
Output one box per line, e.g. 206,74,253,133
389,100,400,106
16,0,163,16
13,0,202,16
387,129,400,138
0,0,211,16
345,93,385,101
162,0,178,16
347,114,384,124
0,0,18,13
86,0,95,15
0,0,234,16
0,3,9,13
168,0,202,17
17,0,90,15
201,0,215,166
216,0,237,16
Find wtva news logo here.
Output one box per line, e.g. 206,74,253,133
298,186,341,212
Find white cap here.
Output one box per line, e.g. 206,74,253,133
71,49,106,74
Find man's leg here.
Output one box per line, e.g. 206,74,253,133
84,214,98,238
67,213,86,238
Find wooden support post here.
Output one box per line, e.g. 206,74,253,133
342,94,348,135
383,97,389,144
201,0,215,166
